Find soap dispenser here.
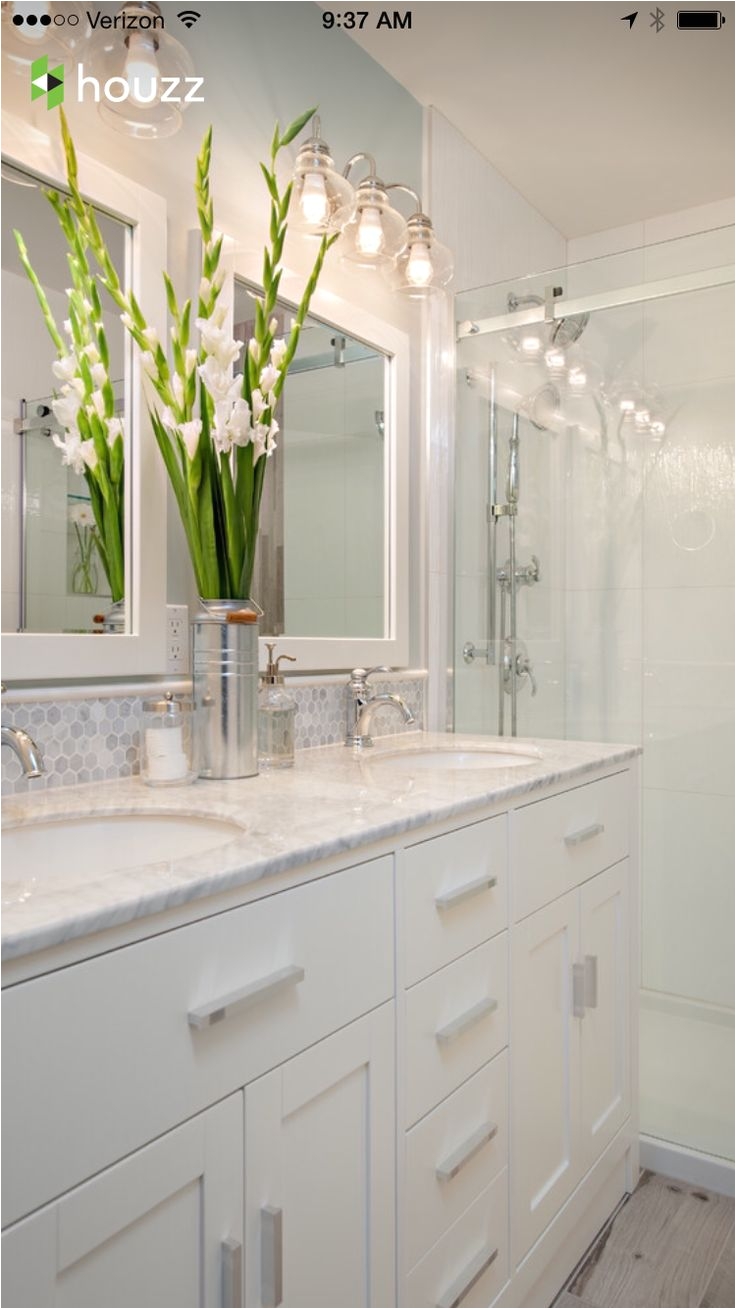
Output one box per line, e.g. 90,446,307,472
259,643,297,769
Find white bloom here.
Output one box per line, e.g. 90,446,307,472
53,431,98,475
52,390,81,430
160,406,177,431
172,373,185,408
248,338,259,361
266,419,279,455
82,343,101,363
63,318,73,337
106,416,124,446
143,326,159,349
226,397,252,447
251,422,269,461
140,350,157,378
205,230,223,256
250,387,267,420
180,419,202,460
185,349,198,376
52,355,78,383
270,338,287,369
198,355,241,404
259,363,279,395
269,317,278,335
67,376,86,399
121,312,135,331
195,313,241,371
199,276,212,300
212,400,233,455
90,362,108,389
89,390,106,418
69,501,95,527
82,298,93,315
212,268,226,293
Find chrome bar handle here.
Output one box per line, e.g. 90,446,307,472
261,1205,283,1308
572,962,586,1018
436,996,498,1045
584,955,598,1009
564,822,604,847
221,1237,242,1308
436,1121,498,1182
437,1243,499,1307
188,964,305,1029
435,874,497,912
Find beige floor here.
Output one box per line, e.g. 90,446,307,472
553,1171,735,1308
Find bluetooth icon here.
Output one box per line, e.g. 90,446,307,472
650,6,666,29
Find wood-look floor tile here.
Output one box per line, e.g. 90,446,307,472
553,1293,590,1307
568,1173,734,1308
701,1223,735,1308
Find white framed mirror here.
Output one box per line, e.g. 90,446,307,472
1,112,168,682
221,244,410,671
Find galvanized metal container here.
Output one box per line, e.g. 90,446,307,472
191,599,260,780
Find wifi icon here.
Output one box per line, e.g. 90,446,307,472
177,9,201,27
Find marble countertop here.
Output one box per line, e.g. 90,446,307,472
1,732,640,963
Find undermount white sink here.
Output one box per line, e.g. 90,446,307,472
369,745,542,773
2,812,246,903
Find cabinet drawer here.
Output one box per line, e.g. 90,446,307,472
405,1169,508,1308
404,935,507,1128
2,857,394,1227
512,771,630,921
405,1051,508,1271
404,817,507,986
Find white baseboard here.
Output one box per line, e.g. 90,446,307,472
640,1134,735,1197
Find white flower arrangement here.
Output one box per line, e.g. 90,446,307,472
68,110,336,601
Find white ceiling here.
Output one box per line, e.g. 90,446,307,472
345,1,735,238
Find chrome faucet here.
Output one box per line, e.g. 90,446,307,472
346,667,415,748
1,726,45,778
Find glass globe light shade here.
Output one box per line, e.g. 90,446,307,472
384,214,454,298
339,180,408,268
562,348,603,400
87,2,194,139
1,2,88,72
501,327,546,363
291,138,355,236
543,345,568,380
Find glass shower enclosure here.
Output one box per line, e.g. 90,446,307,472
454,227,735,1167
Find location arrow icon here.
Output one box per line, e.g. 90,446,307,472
622,11,638,25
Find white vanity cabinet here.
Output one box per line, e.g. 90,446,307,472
1,1094,244,1309
244,1004,396,1308
2,757,639,1309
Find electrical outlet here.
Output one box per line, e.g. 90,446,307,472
166,604,189,674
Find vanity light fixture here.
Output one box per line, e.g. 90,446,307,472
382,189,454,297
1,1,87,71
339,166,408,268
291,117,356,235
291,118,453,294
87,0,194,139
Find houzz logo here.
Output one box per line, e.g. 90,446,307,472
29,56,204,109
77,63,204,105
31,55,64,109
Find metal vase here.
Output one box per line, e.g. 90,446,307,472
191,599,261,780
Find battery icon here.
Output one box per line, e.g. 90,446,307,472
677,9,726,26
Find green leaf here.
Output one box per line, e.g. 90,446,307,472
260,163,280,204
278,106,317,150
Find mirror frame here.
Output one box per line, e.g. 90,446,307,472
221,241,410,671
1,111,168,682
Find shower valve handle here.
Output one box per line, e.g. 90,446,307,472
515,653,537,696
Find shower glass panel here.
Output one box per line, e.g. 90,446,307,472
455,226,735,1165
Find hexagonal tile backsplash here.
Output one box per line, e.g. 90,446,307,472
1,676,426,794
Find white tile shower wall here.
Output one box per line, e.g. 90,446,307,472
1,675,426,795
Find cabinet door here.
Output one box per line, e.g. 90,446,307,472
580,860,630,1170
245,1004,395,1308
511,889,582,1264
1,1094,243,1308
